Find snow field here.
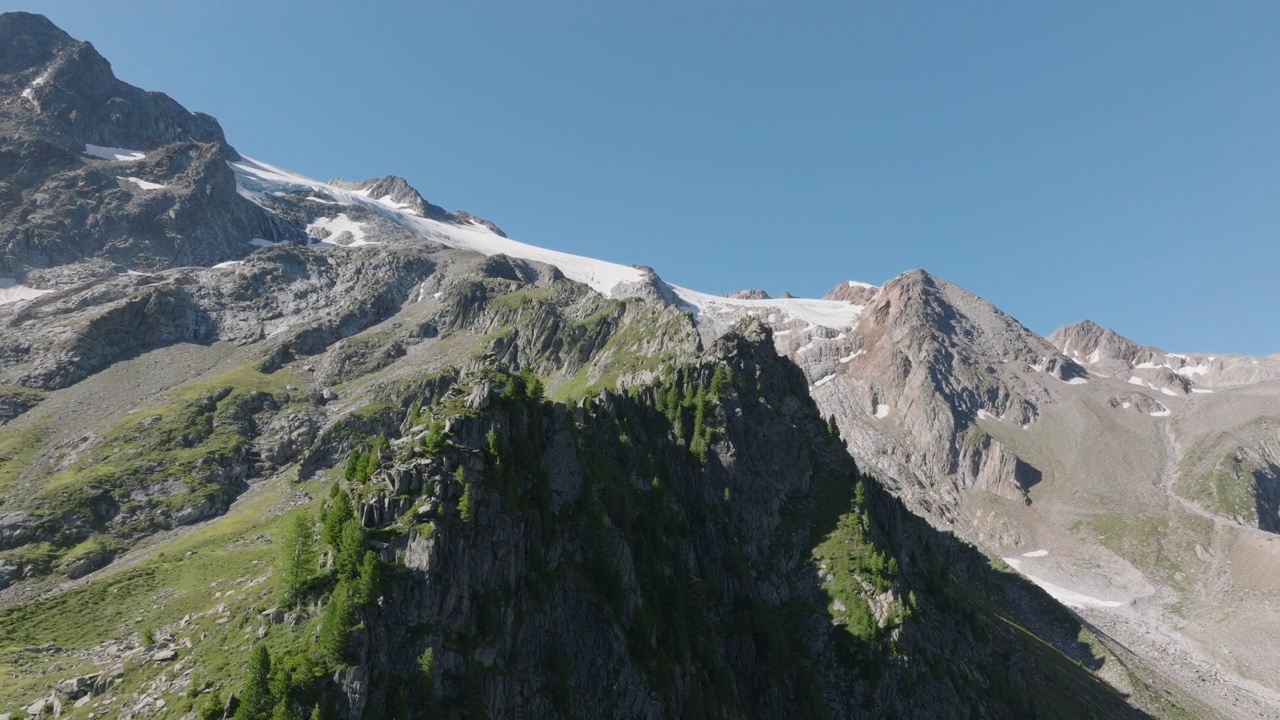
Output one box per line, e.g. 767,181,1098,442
231,155,871,329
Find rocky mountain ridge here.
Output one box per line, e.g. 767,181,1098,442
0,11,1274,719
780,281,1280,718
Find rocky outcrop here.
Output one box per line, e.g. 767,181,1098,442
1049,319,1280,390
0,384,42,423
1049,319,1147,370
330,176,450,221
329,176,510,238
1107,391,1170,416
313,326,1148,719
799,269,1054,516
0,244,437,390
0,13,308,278
958,430,1040,503
0,13,228,152
1176,426,1280,533
449,210,507,237
823,279,880,305
723,289,770,300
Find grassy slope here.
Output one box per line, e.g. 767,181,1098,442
0,468,330,716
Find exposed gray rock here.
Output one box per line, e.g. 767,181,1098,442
1049,318,1280,389
0,244,436,390
723,289,770,300
0,385,43,424
0,511,40,550
450,210,507,237
52,675,91,699
802,269,1053,518
329,175,508,237
0,13,308,279
60,547,112,579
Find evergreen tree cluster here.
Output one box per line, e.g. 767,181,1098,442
228,643,325,720
343,435,389,483
316,489,382,664
653,364,733,464
422,419,447,456
485,368,554,521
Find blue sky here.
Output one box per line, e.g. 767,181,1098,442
33,1,1280,353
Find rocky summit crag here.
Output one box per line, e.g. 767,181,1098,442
0,11,1273,720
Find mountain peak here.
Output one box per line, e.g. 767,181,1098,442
0,12,73,75
450,210,507,238
327,175,508,237
329,175,449,221
823,279,879,305
1052,318,1105,338
1046,319,1145,366
2,12,229,154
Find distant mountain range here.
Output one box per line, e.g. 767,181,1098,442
1,11,1277,719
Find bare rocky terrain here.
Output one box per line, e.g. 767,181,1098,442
0,10,1275,720
775,272,1280,719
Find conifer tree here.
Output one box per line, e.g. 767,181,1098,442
271,701,299,720
335,519,366,580
278,513,316,607
352,550,381,605
423,419,447,456
234,644,273,720
319,584,355,663
419,647,439,712
199,688,225,720
456,465,473,522
321,492,353,550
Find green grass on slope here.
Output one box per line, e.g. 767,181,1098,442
0,422,49,500
1180,453,1262,525
0,470,327,716
549,309,689,402
1085,510,1212,592
35,362,301,498
0,362,305,578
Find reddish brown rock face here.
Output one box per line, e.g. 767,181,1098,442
823,279,881,305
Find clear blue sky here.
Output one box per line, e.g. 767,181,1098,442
32,1,1280,354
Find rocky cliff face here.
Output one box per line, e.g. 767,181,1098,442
0,13,301,278
790,269,1064,516
0,13,227,151
0,13,1241,719
305,327,1150,719
1049,318,1280,391
782,287,1280,718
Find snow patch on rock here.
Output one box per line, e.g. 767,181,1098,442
119,176,166,191
1175,363,1211,378
0,278,52,305
1003,557,1123,609
85,144,146,162
307,214,373,246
